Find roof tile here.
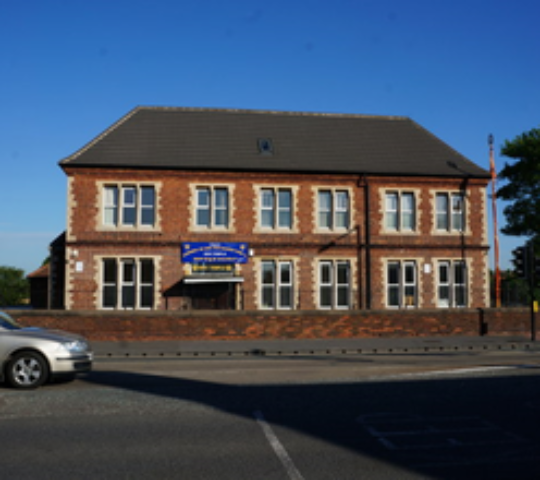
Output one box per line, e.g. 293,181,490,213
61,107,489,178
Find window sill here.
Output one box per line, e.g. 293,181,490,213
98,226,160,232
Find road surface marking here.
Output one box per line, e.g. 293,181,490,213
386,365,516,379
254,410,305,480
357,412,529,467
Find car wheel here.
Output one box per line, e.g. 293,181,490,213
6,351,49,389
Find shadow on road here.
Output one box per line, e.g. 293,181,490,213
84,366,540,479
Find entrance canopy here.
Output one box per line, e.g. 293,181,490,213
183,275,244,284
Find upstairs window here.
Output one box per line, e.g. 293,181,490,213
103,185,155,228
196,187,229,229
436,193,465,232
385,192,415,231
318,190,350,230
260,188,292,229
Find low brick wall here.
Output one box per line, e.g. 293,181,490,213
6,308,535,342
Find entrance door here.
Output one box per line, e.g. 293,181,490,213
187,282,235,310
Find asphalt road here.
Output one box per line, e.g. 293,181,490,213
2,351,540,479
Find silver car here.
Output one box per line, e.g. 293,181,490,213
0,311,92,389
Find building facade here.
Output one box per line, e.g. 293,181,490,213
58,107,491,311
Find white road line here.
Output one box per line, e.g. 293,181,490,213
387,365,516,379
254,410,305,480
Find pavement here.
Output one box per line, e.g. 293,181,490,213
92,335,540,359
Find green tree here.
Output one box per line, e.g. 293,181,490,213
0,266,29,306
497,126,540,237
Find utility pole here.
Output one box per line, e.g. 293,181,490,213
489,134,501,307
527,241,536,341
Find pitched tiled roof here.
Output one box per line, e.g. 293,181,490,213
27,264,49,279
60,107,490,178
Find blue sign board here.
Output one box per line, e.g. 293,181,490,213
181,242,249,264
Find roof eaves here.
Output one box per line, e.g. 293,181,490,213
58,162,491,179
408,119,489,176
58,106,142,166
27,264,50,279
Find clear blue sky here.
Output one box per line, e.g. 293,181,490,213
1,0,539,274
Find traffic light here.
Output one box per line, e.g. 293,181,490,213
534,256,540,284
512,246,528,278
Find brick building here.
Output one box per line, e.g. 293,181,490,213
57,106,491,312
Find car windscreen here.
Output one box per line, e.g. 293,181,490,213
0,312,21,330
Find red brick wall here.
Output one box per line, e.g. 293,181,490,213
63,168,490,311
9,309,534,342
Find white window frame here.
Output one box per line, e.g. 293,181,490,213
260,188,293,230
436,192,465,232
319,261,333,309
102,184,156,229
278,262,293,309
214,188,229,227
261,189,275,228
140,186,156,226
401,192,415,231
451,194,465,232
103,186,119,226
437,260,467,308
102,258,117,308
196,186,229,229
386,260,417,308
385,191,416,232
318,260,351,309
387,261,400,308
122,187,137,227
403,261,417,307
139,259,155,309
101,258,155,310
196,187,211,227
317,189,350,231
335,261,351,308
260,260,294,310
318,191,333,229
120,259,136,308
277,189,292,229
385,193,399,230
